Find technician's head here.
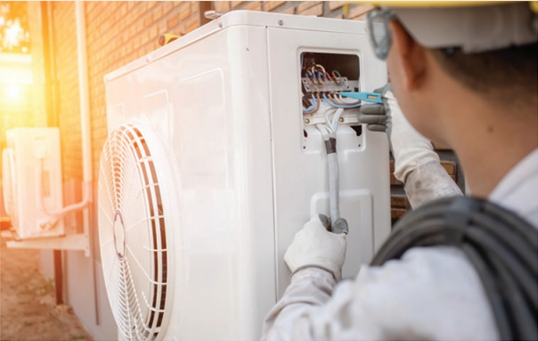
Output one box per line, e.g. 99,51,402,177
366,1,538,144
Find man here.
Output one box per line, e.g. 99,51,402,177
262,2,537,340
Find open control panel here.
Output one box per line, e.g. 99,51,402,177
300,52,363,151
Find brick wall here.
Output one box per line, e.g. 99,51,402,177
30,1,463,226
85,1,200,183
26,3,48,129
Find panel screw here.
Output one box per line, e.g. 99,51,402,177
305,118,310,124
278,20,283,26
339,117,344,123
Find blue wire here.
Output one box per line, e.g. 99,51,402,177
323,94,362,108
303,95,317,112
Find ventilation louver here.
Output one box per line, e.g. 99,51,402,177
98,124,170,341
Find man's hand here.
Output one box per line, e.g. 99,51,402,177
284,215,347,281
359,83,440,183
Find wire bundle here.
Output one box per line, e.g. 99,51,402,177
314,105,344,225
301,62,362,226
371,196,538,340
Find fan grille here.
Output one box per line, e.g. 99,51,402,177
98,124,169,341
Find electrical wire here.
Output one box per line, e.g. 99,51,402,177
303,94,321,115
315,64,327,74
371,196,538,341
331,93,362,106
323,94,362,109
302,94,317,113
301,61,356,226
313,101,345,225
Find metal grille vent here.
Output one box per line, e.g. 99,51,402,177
98,124,169,341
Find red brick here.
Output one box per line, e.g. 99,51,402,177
179,4,191,21
441,161,456,175
348,4,375,19
187,17,199,32
152,5,164,22
243,1,262,11
328,1,345,11
191,1,199,14
163,2,174,15
297,1,322,13
391,195,408,209
232,1,245,9
143,14,152,26
391,208,407,220
167,15,179,29
298,3,323,16
149,26,158,41
280,6,296,14
264,1,285,12
214,1,231,12
432,142,452,150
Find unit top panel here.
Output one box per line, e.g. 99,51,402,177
104,10,368,82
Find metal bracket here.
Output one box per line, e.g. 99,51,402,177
6,233,90,255
304,113,360,126
204,10,224,20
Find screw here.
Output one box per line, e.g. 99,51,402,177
305,118,310,124
339,117,344,123
278,20,283,26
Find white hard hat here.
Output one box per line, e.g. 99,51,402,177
363,1,538,59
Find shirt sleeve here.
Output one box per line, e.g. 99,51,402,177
405,160,463,209
261,247,498,341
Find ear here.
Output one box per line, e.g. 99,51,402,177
389,20,427,91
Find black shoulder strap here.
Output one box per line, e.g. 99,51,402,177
371,196,538,340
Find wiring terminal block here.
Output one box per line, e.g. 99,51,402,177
302,77,352,94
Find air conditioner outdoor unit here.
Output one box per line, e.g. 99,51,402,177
2,127,64,239
99,11,390,341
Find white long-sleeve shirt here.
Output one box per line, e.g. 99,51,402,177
262,149,538,341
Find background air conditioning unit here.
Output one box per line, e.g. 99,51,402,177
2,127,64,239
99,11,390,341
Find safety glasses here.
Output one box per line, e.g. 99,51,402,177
366,8,397,60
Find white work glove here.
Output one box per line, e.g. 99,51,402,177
284,215,347,281
359,84,440,182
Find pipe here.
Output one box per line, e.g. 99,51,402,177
75,0,100,326
75,1,92,200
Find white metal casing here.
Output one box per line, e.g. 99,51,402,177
101,11,390,341
2,128,64,239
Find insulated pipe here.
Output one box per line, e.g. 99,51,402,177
75,1,92,200
75,0,99,326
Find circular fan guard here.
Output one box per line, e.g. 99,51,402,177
98,124,170,341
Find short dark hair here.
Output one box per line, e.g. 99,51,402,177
431,44,537,109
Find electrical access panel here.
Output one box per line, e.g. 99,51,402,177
267,34,391,296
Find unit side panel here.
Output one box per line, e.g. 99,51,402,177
224,25,276,340
267,27,390,298
103,26,275,341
